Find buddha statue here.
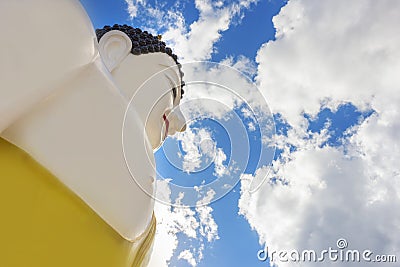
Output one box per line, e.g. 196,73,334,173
0,1,185,266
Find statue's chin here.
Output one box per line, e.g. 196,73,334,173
145,120,165,150
148,132,162,151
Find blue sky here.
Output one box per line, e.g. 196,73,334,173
81,1,400,266
81,1,286,265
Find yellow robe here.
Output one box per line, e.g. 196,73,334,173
0,137,155,267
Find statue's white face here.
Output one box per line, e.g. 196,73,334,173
144,72,175,149
97,30,186,149
110,53,186,150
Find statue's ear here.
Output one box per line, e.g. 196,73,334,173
98,30,132,72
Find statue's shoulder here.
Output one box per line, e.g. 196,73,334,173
0,0,96,131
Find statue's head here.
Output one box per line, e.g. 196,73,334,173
96,25,187,149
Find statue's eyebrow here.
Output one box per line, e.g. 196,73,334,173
159,63,185,100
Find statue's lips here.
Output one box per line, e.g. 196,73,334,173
162,113,169,140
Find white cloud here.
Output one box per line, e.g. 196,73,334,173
240,143,400,267
176,127,217,173
240,0,400,266
125,0,259,61
171,0,250,61
172,124,232,178
178,249,197,267
256,0,400,127
349,113,400,206
213,148,228,177
149,181,219,267
180,59,273,123
148,180,178,267
125,0,146,19
240,134,400,266
196,189,219,243
221,55,257,78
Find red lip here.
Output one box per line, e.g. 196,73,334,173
163,113,169,140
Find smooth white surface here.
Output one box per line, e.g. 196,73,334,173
0,0,96,132
0,0,168,241
109,51,186,149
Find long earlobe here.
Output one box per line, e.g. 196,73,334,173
98,30,132,72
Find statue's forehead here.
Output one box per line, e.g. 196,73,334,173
160,64,181,84
159,63,183,105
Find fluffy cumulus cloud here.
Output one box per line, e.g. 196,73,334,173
240,0,400,266
256,0,400,127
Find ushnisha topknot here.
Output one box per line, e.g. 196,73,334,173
96,24,185,99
